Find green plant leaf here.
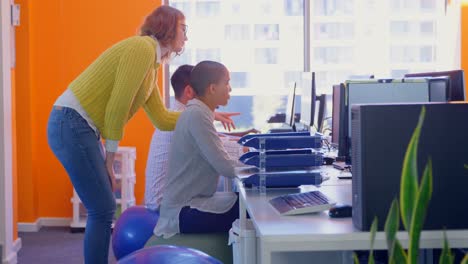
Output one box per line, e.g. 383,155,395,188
384,200,408,264
408,159,433,264
352,252,360,264
438,231,454,264
384,199,399,261
368,217,378,264
464,164,468,169
400,107,426,231
461,253,468,264
391,240,408,264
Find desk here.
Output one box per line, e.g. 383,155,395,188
236,169,468,264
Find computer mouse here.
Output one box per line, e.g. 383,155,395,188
323,156,335,165
328,204,352,218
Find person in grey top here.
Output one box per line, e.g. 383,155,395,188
154,60,240,238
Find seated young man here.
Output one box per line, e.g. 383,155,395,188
154,61,241,238
145,64,254,209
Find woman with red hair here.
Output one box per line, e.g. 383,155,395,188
47,5,234,263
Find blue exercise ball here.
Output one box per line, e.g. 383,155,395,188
112,206,159,260
118,245,222,264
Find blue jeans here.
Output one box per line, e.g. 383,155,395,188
47,106,116,264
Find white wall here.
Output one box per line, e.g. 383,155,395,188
0,0,15,262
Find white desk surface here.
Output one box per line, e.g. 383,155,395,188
236,168,468,255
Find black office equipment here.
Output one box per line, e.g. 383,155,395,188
405,69,466,101
300,72,317,130
328,204,352,218
286,82,297,129
314,94,327,133
331,84,347,155
337,78,449,163
351,103,468,231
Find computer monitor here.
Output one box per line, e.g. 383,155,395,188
300,72,316,130
404,70,465,101
338,78,449,161
314,94,326,133
331,83,349,158
284,82,297,129
331,84,343,146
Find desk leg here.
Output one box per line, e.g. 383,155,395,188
258,239,271,264
239,193,247,230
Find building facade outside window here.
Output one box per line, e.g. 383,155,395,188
167,0,460,131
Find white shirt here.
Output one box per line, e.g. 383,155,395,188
153,99,238,238
145,100,244,210
144,100,185,209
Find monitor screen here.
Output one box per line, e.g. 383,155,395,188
300,72,316,129
405,70,465,101
284,82,297,127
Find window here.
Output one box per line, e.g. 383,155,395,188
254,24,279,40
307,0,460,94
230,72,249,89
167,0,304,130
225,24,250,40
196,1,220,17
166,0,460,130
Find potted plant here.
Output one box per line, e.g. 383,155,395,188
356,107,468,264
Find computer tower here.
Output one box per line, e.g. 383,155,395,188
351,103,468,231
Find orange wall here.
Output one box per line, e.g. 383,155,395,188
12,68,17,240
16,0,36,223
462,1,468,98
16,0,162,221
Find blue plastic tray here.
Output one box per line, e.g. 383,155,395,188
242,153,323,168
239,149,313,164
241,170,324,188
237,131,310,145
241,136,322,150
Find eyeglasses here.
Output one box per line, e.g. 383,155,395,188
180,24,188,37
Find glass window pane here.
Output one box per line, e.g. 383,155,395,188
196,1,220,17
313,0,353,16
254,24,279,40
420,46,433,62
195,48,221,62
420,0,436,12
170,2,192,18
314,23,354,40
171,48,192,66
225,24,250,41
420,21,434,35
284,0,303,16
169,0,303,130
255,48,279,64
230,72,249,89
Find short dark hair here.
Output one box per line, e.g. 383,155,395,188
170,64,194,99
190,61,227,96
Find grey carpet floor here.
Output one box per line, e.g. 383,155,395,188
17,227,117,264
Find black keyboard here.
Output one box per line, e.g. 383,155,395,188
269,190,336,215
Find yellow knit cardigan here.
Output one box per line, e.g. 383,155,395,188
69,35,179,141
